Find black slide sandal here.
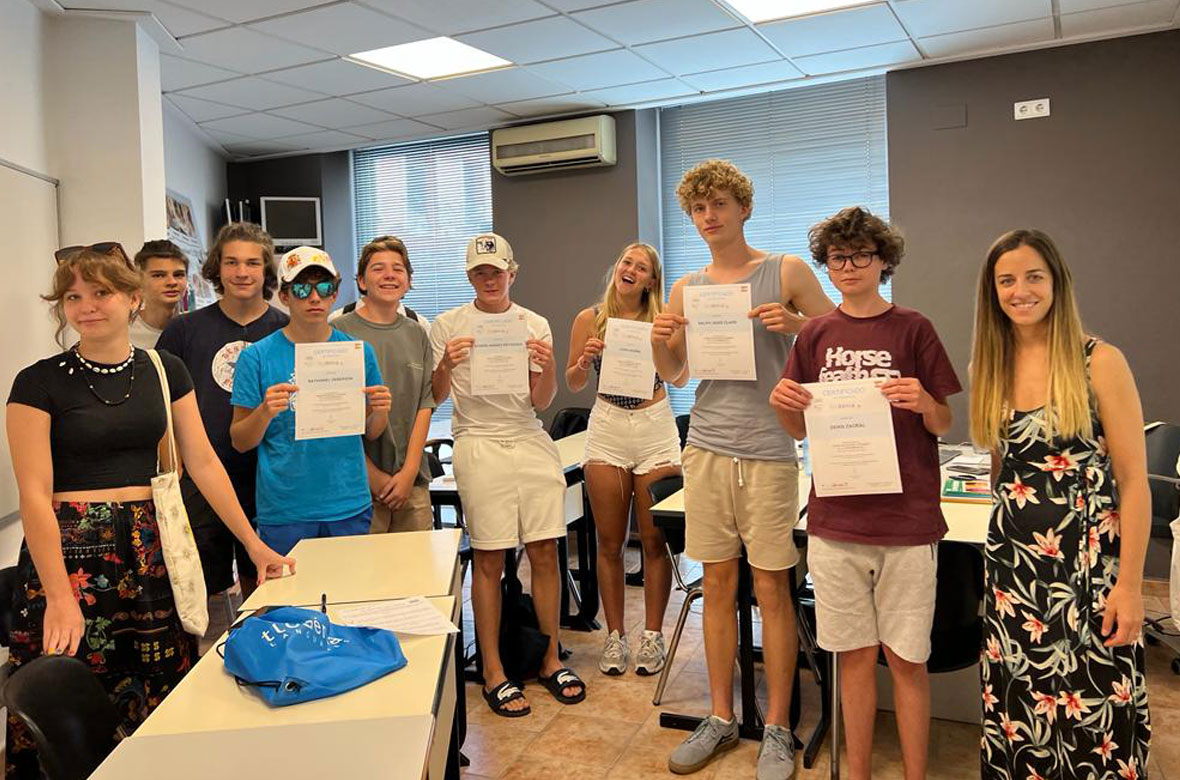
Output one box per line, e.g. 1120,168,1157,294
539,667,586,705
482,680,531,718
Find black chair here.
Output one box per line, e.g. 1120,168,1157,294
0,565,18,648
675,414,691,449
549,407,590,440
927,542,985,673
1144,422,1180,672
647,474,702,705
3,655,120,780
425,436,454,466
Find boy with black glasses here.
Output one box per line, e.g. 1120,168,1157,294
229,246,391,555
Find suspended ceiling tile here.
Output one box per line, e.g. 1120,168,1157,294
250,3,432,55
456,15,618,64
1059,0,1179,37
792,39,921,75
758,4,909,57
160,54,242,91
497,94,610,117
527,49,671,91
359,0,555,35
572,0,741,46
200,112,323,139
680,59,805,91
633,28,779,76
166,93,249,122
262,59,415,95
433,67,571,103
269,97,398,127
166,0,335,24
583,77,697,105
175,26,328,73
890,0,1053,38
175,76,327,110
343,117,446,140
416,106,516,130
917,18,1055,59
349,82,483,115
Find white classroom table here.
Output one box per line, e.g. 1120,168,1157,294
92,714,434,779
240,528,463,612
107,597,457,780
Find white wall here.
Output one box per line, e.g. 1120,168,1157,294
163,104,228,247
0,0,49,176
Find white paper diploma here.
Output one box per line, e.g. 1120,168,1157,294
683,283,756,381
336,597,458,636
294,341,366,441
470,311,529,396
598,318,656,400
803,378,903,497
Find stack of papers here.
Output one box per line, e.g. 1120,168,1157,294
336,597,459,636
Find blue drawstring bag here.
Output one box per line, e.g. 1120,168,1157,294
220,606,407,706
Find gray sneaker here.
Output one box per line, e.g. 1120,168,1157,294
756,723,797,780
668,715,740,774
598,630,628,675
635,630,666,676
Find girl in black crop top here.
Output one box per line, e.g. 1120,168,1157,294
4,246,293,777
564,243,686,676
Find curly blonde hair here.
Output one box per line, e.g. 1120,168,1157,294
676,159,754,220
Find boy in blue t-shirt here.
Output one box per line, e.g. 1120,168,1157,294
230,246,391,555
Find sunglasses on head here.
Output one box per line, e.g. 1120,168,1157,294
54,242,134,268
290,280,339,300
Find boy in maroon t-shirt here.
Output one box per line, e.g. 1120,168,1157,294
771,207,961,780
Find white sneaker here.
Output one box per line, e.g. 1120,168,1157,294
599,630,628,675
635,630,666,676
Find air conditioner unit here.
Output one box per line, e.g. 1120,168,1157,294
492,115,616,176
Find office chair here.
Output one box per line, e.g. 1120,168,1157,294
549,406,590,439
647,474,702,706
3,655,120,780
1143,422,1180,673
675,413,690,450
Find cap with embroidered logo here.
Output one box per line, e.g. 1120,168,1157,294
280,246,338,283
465,233,514,272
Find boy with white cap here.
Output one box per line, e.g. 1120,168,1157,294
431,233,586,717
230,246,391,555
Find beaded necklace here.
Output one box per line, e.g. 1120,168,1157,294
70,345,136,406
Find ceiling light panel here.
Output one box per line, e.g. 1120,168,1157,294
725,0,878,24
349,37,513,80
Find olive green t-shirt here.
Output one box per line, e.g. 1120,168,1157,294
334,311,436,484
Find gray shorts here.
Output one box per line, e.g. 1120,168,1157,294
807,536,937,663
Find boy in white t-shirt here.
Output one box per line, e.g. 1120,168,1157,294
431,233,586,717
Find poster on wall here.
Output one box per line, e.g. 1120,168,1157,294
166,189,216,311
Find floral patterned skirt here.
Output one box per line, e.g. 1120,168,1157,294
5,500,196,779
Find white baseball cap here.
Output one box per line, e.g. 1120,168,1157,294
464,233,514,272
280,246,338,283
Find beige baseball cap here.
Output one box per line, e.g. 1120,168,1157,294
280,246,338,283
465,233,514,271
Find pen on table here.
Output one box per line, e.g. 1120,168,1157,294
321,593,327,614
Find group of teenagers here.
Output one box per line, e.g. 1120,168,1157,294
3,158,1153,779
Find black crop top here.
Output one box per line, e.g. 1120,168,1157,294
7,348,194,492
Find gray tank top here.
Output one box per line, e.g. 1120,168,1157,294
686,255,797,461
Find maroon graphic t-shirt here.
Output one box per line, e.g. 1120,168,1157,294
783,305,962,546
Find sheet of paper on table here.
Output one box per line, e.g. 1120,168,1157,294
336,597,459,636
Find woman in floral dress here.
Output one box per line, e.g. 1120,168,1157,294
970,229,1151,779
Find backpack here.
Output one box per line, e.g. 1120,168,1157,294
498,575,550,681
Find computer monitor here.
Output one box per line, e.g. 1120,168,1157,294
260,197,322,246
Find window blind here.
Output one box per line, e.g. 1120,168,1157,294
659,76,890,413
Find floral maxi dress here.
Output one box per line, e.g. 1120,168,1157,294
981,341,1151,779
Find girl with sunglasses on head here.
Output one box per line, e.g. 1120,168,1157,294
229,247,391,555
971,230,1151,779
566,242,686,677
4,244,294,778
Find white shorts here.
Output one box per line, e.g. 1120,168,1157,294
452,433,567,551
582,399,681,475
807,536,937,663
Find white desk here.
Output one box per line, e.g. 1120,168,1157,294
241,528,462,612
131,597,457,779
92,715,435,779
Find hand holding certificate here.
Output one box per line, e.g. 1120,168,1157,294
470,311,529,396
803,378,903,497
683,283,756,381
294,341,366,440
598,318,656,400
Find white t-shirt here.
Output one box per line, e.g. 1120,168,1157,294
129,317,163,350
431,302,550,440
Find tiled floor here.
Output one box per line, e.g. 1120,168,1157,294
455,549,1180,780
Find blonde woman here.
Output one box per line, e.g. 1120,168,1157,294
5,244,293,777
566,243,685,676
971,230,1150,779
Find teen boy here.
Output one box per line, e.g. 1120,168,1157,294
431,233,585,717
652,159,834,779
335,236,436,532
130,239,189,349
157,223,288,597
771,207,961,780
229,246,390,556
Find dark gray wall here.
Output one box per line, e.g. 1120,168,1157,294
493,110,649,423
888,30,1180,440
226,151,357,299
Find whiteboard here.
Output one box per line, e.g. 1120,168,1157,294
0,163,60,518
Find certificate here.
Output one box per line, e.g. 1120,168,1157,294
803,378,903,497
294,341,366,441
598,318,656,400
683,283,756,381
470,311,529,396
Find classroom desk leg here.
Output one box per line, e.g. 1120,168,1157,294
455,595,468,768
560,473,601,632
830,653,841,780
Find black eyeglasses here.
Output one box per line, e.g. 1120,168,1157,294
825,251,878,271
290,280,339,300
55,242,134,268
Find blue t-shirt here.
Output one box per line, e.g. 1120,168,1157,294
231,329,383,526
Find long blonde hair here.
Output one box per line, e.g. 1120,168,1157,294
593,243,664,337
969,229,1092,449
